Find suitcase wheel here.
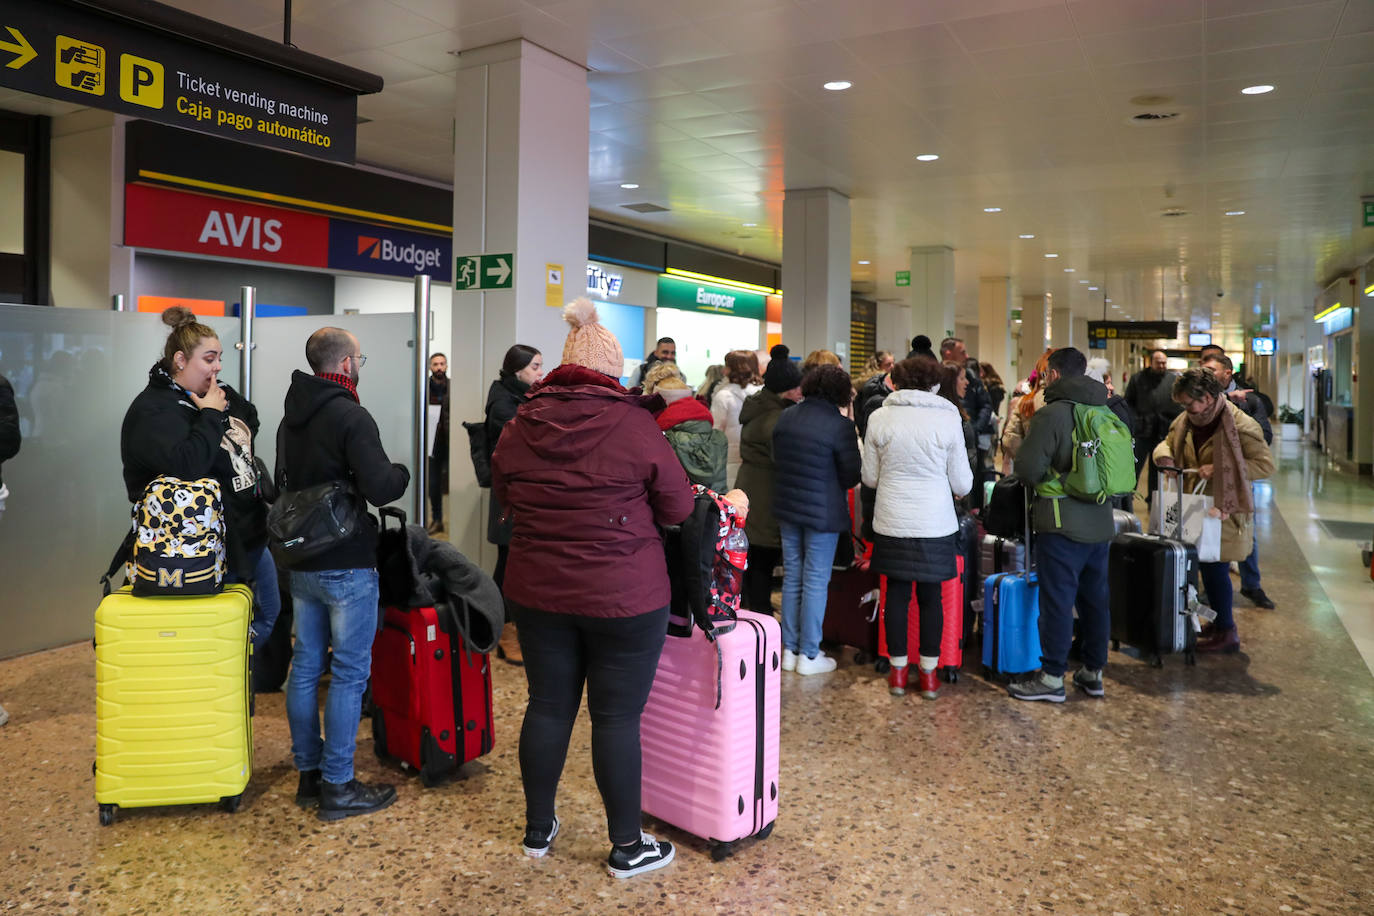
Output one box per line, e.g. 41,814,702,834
98,804,116,827
854,649,873,665
873,657,890,674
709,841,735,862
942,666,959,684
1111,639,1120,652
420,768,439,789
1185,650,1197,666
219,794,243,814
1150,653,1163,669
756,820,775,840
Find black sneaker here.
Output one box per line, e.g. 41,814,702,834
295,769,322,809
522,814,560,858
317,778,397,822
1006,671,1066,703
1072,668,1105,698
1241,587,1275,609
606,832,676,879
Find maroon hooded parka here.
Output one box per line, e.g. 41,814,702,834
491,364,695,617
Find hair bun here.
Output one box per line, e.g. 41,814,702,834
161,305,198,329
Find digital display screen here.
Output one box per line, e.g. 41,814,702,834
1251,337,1276,355
1189,332,1212,346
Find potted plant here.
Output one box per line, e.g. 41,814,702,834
1277,405,1303,441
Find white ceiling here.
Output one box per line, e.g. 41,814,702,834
33,1,1374,340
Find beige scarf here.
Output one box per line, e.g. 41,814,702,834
1179,397,1253,518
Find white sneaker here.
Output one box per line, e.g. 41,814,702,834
781,649,798,672
795,653,837,676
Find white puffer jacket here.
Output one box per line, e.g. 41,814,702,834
711,381,761,487
861,388,973,538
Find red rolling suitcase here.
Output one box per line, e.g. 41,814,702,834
370,601,494,786
877,554,966,682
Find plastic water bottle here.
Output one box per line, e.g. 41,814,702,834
723,523,749,572
719,520,749,603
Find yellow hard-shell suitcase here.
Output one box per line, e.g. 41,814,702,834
94,584,253,825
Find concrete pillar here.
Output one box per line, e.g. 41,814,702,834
1073,315,1089,352
877,301,911,356
450,39,590,565
1018,293,1049,377
977,277,1013,383
51,110,122,309
1353,269,1374,472
908,246,955,346
781,188,851,362
1051,306,1073,349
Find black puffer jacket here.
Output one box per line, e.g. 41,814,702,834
120,363,268,552
277,370,410,570
771,398,862,533
484,375,530,544
0,373,19,490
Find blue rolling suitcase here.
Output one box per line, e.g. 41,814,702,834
982,571,1041,680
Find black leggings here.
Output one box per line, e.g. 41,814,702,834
743,544,781,614
511,603,668,846
883,579,944,661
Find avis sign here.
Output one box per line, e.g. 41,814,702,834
454,254,514,290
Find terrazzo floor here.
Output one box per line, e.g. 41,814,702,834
2,446,1373,915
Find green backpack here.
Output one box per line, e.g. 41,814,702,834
1038,404,1135,504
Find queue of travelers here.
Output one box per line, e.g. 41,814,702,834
115,302,1277,872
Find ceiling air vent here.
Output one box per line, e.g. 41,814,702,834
1161,207,1189,218
1129,111,1182,125
622,202,669,213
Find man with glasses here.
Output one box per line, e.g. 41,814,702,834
277,328,410,820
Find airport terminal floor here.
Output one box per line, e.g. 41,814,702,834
2,439,1372,914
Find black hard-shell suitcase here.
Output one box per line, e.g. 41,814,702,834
822,566,881,665
1108,533,1198,666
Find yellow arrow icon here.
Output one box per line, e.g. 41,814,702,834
0,26,36,70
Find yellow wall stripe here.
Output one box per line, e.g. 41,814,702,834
136,169,453,235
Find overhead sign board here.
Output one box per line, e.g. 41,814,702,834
1087,320,1178,341
454,254,514,290
0,0,359,161
656,275,765,321
328,219,450,282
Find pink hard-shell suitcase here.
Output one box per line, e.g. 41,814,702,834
640,608,781,861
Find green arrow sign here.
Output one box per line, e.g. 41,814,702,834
1364,199,1373,228
895,270,911,287
455,253,514,290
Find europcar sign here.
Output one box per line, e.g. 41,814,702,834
656,275,765,321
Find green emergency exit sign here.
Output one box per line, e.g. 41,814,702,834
1365,199,1374,228
895,271,910,287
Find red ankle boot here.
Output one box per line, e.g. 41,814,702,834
916,668,940,699
888,665,909,696
1197,626,1240,654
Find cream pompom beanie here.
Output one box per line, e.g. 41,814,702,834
561,297,623,379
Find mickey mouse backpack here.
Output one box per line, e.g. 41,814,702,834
111,476,228,597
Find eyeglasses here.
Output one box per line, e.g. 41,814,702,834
351,354,367,367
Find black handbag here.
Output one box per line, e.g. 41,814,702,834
266,480,366,569
981,476,1028,541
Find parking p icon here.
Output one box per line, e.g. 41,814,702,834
119,54,163,109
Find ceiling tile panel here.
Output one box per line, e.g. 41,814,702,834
1068,0,1203,36
1204,3,1344,53
947,6,1076,52
969,40,1089,78
386,0,511,30
1325,34,1374,68
1082,22,1205,67
1203,0,1337,20
1315,62,1374,92
295,0,446,47
1094,55,1206,90
381,30,465,73
838,25,970,66
1204,41,1327,80
601,23,733,69
1336,2,1374,35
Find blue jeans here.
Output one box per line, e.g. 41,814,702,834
286,567,380,784
1034,534,1110,677
1199,561,1234,631
779,523,839,658
240,546,281,656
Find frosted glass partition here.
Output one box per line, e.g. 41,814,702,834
250,312,416,514
0,307,240,658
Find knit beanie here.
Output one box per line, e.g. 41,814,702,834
561,297,623,379
763,354,802,393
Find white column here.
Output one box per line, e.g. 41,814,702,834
781,188,851,361
450,40,590,565
977,276,1013,382
1051,307,1073,348
908,246,955,346
1018,293,1049,376
1073,315,1089,352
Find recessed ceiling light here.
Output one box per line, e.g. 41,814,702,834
1064,268,1075,272
1079,280,1089,284
1045,253,1059,258
1225,210,1246,216
1018,234,1035,239
620,182,639,189
983,207,1002,213
823,80,852,91
1088,286,1098,290
915,154,939,162
1106,298,1113,302
857,259,871,265
742,222,757,227
1241,84,1274,95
